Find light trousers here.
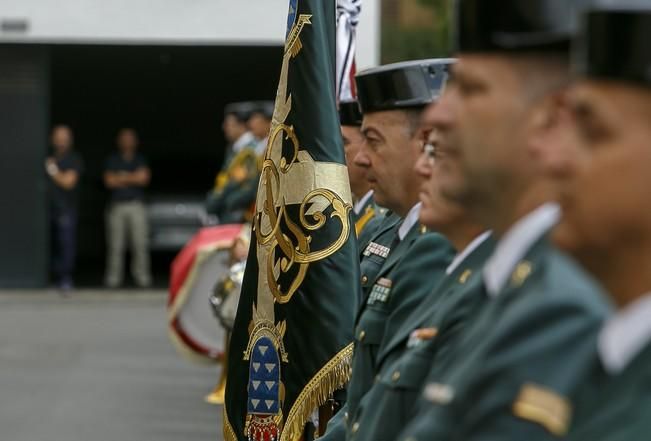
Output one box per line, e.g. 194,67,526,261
105,200,151,287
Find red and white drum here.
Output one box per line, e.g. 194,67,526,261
168,224,243,364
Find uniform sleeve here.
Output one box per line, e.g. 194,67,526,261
380,233,455,348
446,289,606,441
320,403,348,441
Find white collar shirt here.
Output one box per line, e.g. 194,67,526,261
233,131,256,153
483,203,561,297
446,231,492,275
353,190,374,215
398,203,422,241
599,292,651,375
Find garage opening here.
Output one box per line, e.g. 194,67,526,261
49,44,282,287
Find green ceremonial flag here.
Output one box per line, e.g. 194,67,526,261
223,1,359,441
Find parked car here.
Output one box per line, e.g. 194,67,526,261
147,195,208,251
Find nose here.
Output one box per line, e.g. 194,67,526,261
354,140,372,168
414,147,432,179
537,142,580,181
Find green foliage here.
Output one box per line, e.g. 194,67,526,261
381,25,450,64
381,0,452,64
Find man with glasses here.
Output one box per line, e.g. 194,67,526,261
345,110,493,441
396,1,610,440
322,59,456,441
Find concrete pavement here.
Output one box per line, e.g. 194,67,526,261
0,290,223,441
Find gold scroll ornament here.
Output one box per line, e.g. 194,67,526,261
228,10,354,441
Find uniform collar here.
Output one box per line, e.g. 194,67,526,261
398,203,422,241
354,190,374,215
255,136,269,156
233,131,256,153
446,231,492,275
483,203,560,297
599,293,651,375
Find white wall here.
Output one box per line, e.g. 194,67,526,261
0,0,380,67
356,0,381,70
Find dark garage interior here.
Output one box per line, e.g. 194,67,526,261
0,43,282,288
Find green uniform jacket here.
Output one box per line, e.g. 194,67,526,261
323,223,455,441
357,213,401,306
568,343,651,440
322,212,400,441
350,235,496,441
397,238,611,441
206,144,260,222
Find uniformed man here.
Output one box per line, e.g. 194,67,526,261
395,1,611,440
206,101,260,223
321,59,456,441
339,100,384,240
248,101,274,156
347,122,494,441
532,4,651,439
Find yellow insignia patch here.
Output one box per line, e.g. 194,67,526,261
511,261,533,288
458,269,472,284
512,383,572,437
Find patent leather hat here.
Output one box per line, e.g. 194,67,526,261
454,0,587,54
355,58,455,114
339,100,363,126
577,4,651,88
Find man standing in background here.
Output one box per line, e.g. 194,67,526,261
46,125,83,292
103,128,152,289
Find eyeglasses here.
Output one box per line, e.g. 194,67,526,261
421,141,437,166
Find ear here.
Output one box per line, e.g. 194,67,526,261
528,91,571,147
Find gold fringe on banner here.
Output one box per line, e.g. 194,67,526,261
223,343,354,441
280,342,354,441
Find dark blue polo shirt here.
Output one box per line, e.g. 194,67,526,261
104,152,149,202
49,150,83,214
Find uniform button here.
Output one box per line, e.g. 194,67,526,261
392,371,401,382
361,275,369,284
344,412,349,422
352,422,360,434
375,374,380,383
358,330,366,341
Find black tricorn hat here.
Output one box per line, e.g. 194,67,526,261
224,101,255,122
339,100,363,126
355,59,455,114
250,101,275,119
454,0,587,54
577,5,651,88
